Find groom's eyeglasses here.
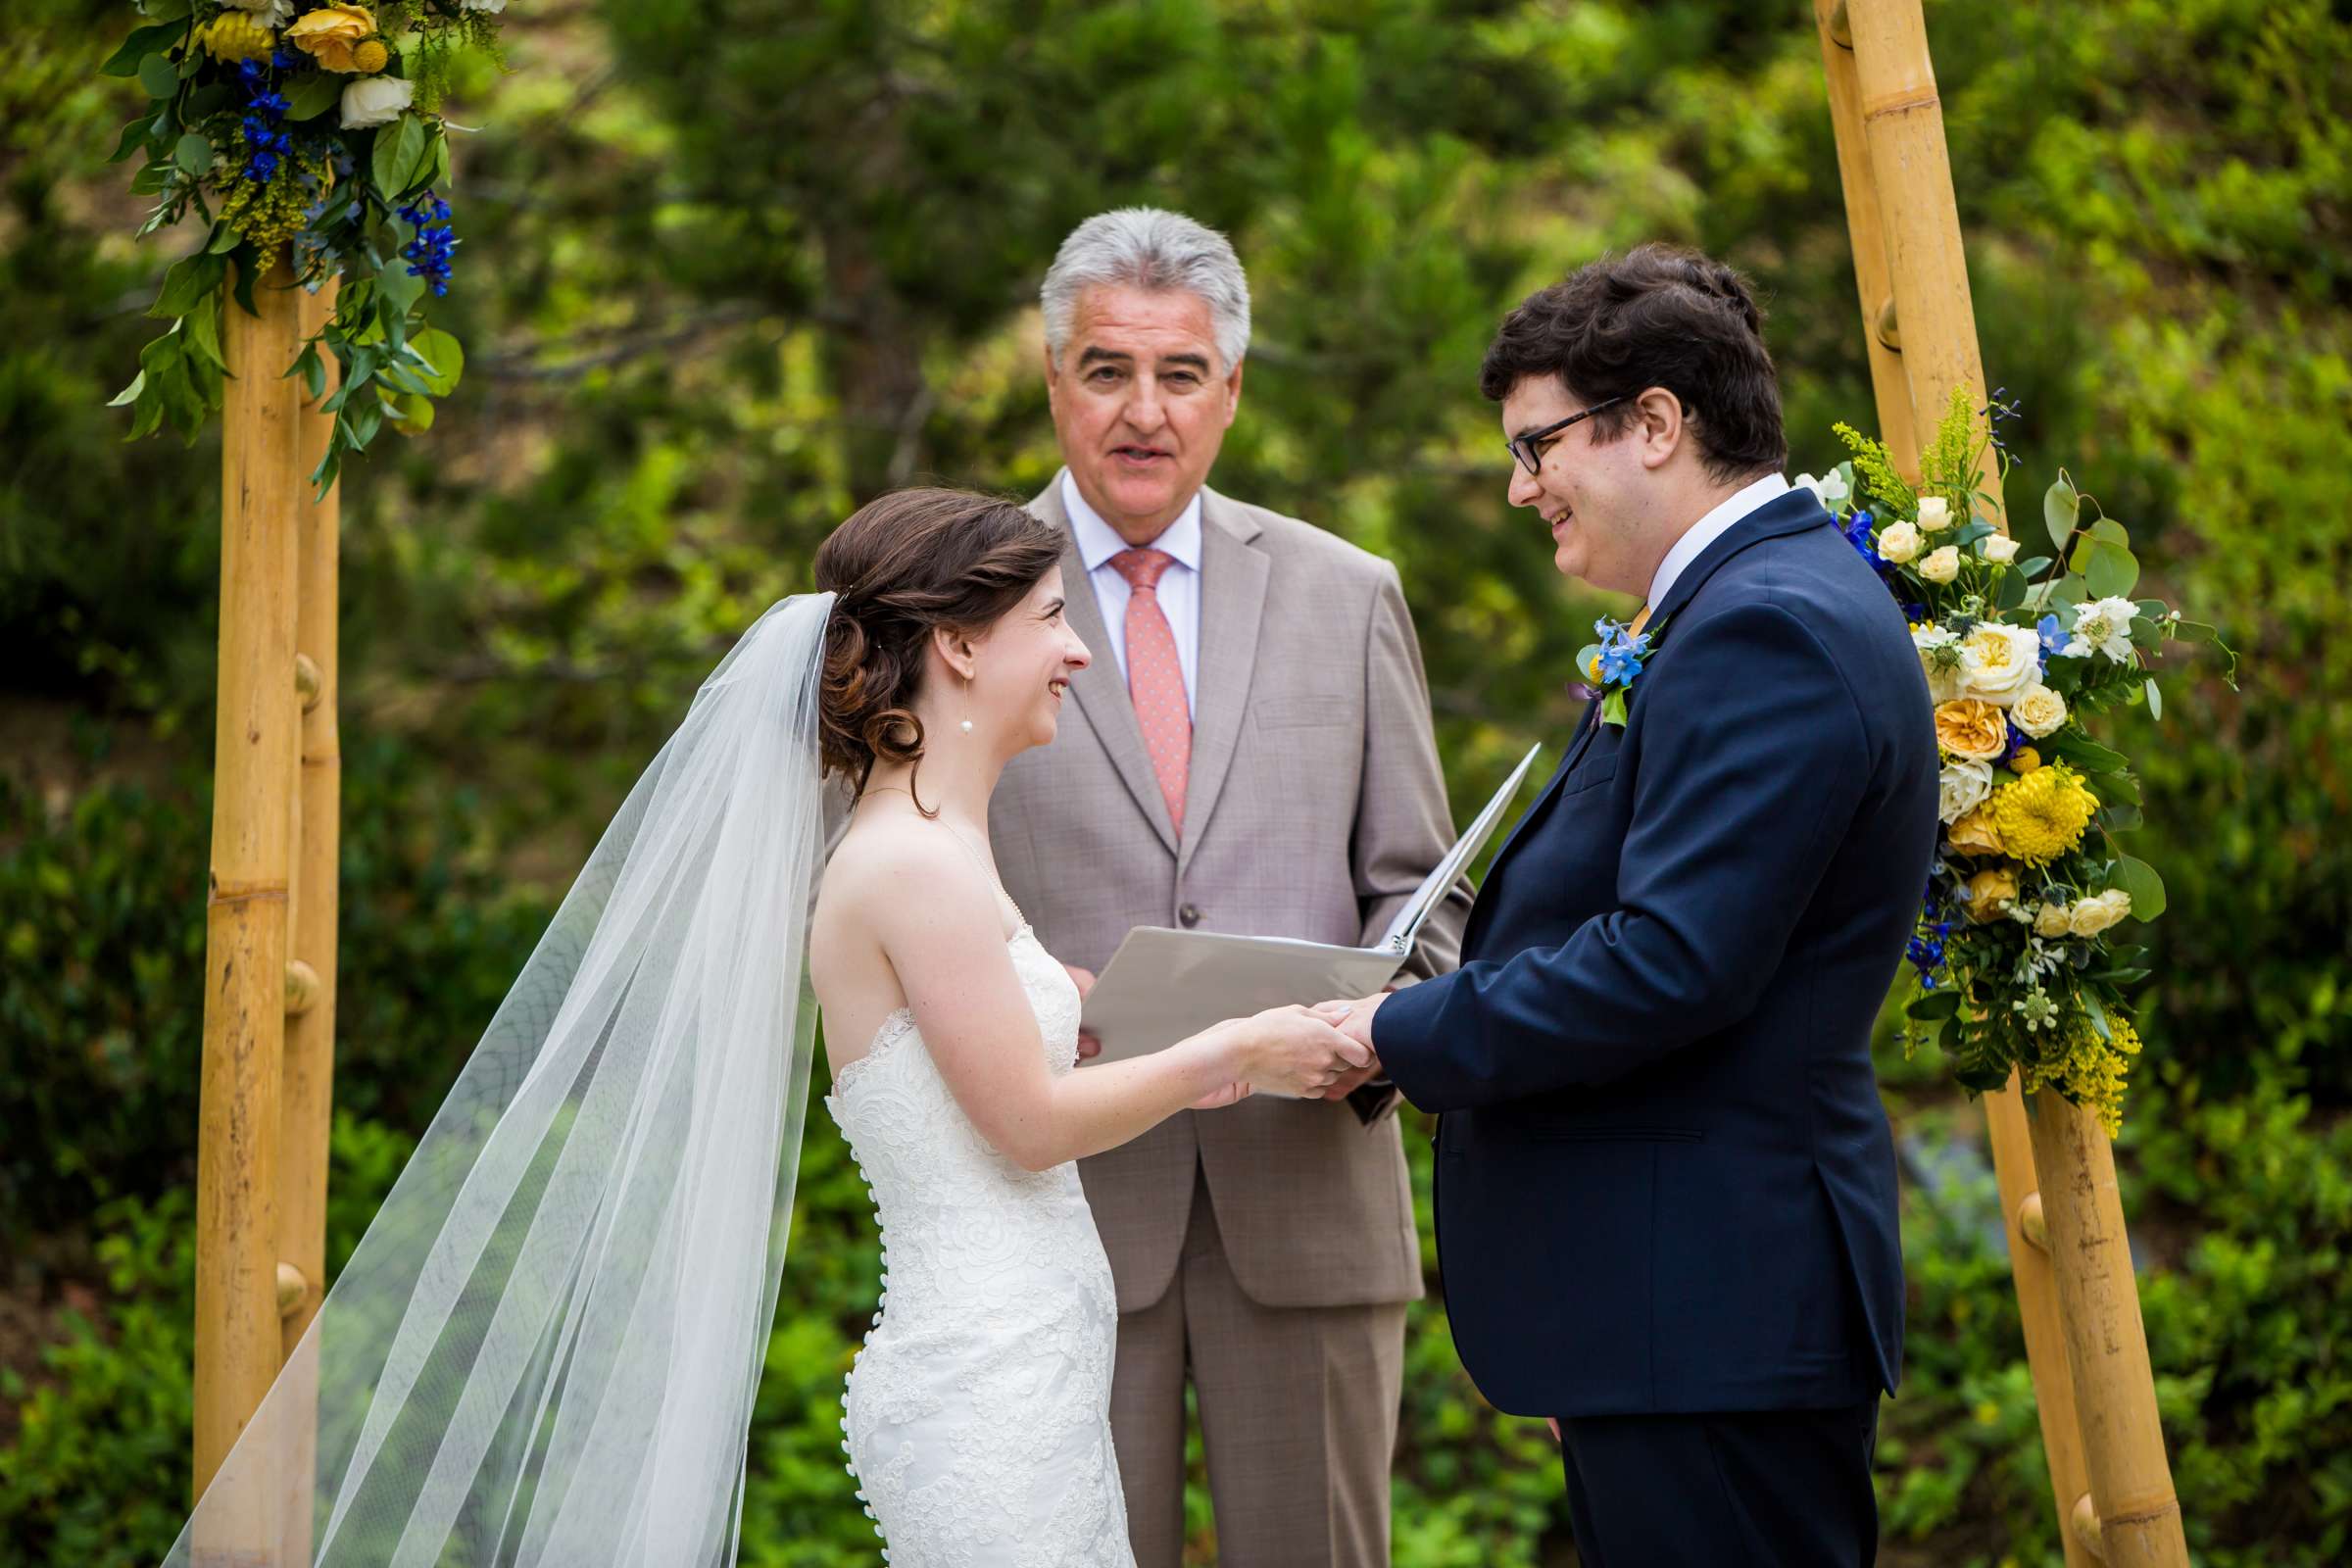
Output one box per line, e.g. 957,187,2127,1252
1505,396,1627,476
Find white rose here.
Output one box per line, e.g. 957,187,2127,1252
1877,520,1921,564
2011,683,2069,739
1916,495,1953,532
2063,595,2141,663
1983,535,2020,564
2034,903,2074,938
1937,758,1994,823
341,74,416,129
1956,622,2043,705
2068,888,2135,938
1919,545,1961,584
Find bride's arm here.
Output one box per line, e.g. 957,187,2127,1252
866,848,1364,1172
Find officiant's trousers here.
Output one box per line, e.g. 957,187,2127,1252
1109,1165,1408,1568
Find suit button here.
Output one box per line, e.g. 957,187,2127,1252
1178,904,1201,928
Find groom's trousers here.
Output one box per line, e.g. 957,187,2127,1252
1109,1165,1407,1568
1557,1402,1881,1566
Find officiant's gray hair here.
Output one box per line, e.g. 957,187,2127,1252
1042,209,1251,373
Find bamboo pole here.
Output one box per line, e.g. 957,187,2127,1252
1812,0,1918,471
1840,5,2188,1564
2028,1093,2188,1564
195,254,304,1544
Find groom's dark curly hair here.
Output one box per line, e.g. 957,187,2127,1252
1481,244,1787,484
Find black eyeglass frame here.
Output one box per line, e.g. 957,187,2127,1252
1505,395,1629,477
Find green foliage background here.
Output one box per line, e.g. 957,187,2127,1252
4,1,2347,1563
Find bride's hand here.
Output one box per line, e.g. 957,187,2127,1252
1226,1005,1372,1100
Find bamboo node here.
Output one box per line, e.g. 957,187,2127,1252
1828,1,1852,49
285,958,322,1015
2070,1493,2107,1560
275,1261,309,1318
1876,296,1902,352
208,875,289,908
2018,1191,2049,1250
295,653,323,710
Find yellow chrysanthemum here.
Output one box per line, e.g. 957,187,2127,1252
1987,762,2098,864
199,15,277,64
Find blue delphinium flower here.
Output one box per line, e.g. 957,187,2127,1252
1597,636,1646,686
399,192,459,297
2037,612,2068,661
235,60,293,184
1842,508,1892,576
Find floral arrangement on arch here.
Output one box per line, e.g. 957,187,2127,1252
101,1,507,489
1795,390,2230,1135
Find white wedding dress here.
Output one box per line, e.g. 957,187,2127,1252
823,921,1136,1567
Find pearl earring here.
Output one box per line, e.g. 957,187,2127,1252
960,673,974,734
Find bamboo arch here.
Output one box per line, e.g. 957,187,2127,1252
188,2,2187,1561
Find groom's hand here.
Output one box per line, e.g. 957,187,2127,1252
1062,964,1102,1059
1315,993,1388,1100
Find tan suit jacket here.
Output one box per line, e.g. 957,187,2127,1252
992,474,1468,1312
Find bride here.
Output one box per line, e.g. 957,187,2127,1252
159,487,1363,1568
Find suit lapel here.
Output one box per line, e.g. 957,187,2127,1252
1029,473,1180,857
1178,490,1268,873
1472,698,1598,943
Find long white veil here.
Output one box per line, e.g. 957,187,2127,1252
164,593,837,1568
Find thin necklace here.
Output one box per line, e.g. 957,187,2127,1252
861,788,1026,928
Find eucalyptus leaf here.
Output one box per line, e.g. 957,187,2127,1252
2145,679,2162,720
2087,518,2130,548
2043,475,2080,552
410,328,465,396
137,53,178,102
173,132,212,174
2084,542,2139,599
104,23,186,79
2112,857,2167,921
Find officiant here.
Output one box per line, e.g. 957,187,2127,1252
988,207,1471,1568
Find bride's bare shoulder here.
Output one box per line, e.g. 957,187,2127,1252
814,808,978,939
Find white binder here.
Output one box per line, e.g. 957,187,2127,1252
1079,744,1543,1069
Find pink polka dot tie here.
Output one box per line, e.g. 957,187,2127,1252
1111,548,1191,837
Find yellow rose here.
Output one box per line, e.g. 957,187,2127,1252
2068,888,2135,938
1945,805,2006,858
2011,683,2069,739
2034,902,2073,938
1963,865,2020,923
289,5,376,73
2009,747,2041,774
1934,699,2009,760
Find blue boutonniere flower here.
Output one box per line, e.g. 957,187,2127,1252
1576,615,1664,727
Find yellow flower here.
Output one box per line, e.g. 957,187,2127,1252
1962,865,2020,923
1987,763,2098,865
2025,1015,2142,1138
2010,683,2069,738
1935,699,2009,760
198,15,277,63
2033,902,2073,938
289,4,376,73
2009,747,2041,774
352,37,391,74
1945,806,2006,858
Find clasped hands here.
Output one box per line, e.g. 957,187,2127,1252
1066,961,1390,1104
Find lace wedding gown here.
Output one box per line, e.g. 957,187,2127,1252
823,921,1136,1567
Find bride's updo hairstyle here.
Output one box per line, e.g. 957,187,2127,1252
813,487,1066,808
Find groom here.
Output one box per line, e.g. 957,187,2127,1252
1334,246,1938,1563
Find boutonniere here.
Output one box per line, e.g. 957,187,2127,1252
1576,615,1666,726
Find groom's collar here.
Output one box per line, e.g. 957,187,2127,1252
1645,472,1791,608
1644,483,1834,632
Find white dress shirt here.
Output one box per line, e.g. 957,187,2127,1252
1645,472,1792,611
1062,470,1202,715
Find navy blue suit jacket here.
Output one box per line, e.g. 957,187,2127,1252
1373,489,1938,1418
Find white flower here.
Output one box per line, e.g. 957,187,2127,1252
1916,495,1953,532
1919,545,1961,584
340,74,416,128
2069,888,2135,938
223,0,293,22
2011,683,2069,738
2034,902,2074,938
1794,470,1851,508
1957,622,2043,705
463,0,509,11
1878,520,1921,564
1937,758,1994,823
1983,535,2020,564
2063,596,2141,663
1913,624,1966,703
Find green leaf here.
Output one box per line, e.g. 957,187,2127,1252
2043,475,2080,553
2144,679,2161,721
409,328,464,396
1995,565,2029,612
1599,689,1628,726
1907,990,1961,1022
375,262,425,321
2086,518,2130,548
107,117,153,165
387,392,436,436
104,22,186,78
2083,543,2140,599
283,72,346,123
2100,801,2144,833
173,131,212,175
149,253,224,319
2112,858,2167,921
183,297,226,372
207,220,244,255
108,369,147,409
2017,556,2053,581
2171,619,2219,644
372,114,430,199
2046,732,2128,774
137,52,179,101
